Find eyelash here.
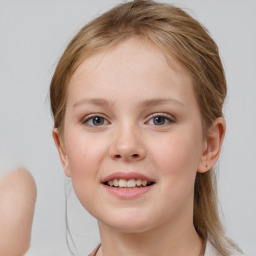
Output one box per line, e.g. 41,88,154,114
146,113,175,126
81,113,175,127
82,114,109,127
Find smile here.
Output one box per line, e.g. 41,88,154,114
101,172,155,199
105,179,154,188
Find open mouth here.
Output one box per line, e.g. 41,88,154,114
103,178,154,188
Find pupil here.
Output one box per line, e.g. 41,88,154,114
93,117,104,125
154,116,165,125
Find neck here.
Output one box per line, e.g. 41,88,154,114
97,218,202,256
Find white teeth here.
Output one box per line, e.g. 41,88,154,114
108,180,114,187
127,179,136,188
136,179,142,186
119,179,127,188
106,178,151,188
113,179,119,187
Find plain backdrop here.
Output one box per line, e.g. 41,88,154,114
0,0,255,255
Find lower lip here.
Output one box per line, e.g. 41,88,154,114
102,184,154,199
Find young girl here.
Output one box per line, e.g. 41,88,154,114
50,1,244,255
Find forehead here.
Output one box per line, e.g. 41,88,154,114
71,37,187,83
67,37,196,109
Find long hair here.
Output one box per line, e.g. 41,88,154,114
50,1,241,255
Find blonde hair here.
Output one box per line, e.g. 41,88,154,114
50,1,241,255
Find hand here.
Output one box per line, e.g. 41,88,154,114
0,168,37,256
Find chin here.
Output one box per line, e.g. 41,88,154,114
105,221,153,234
97,209,156,233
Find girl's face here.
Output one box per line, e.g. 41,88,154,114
57,38,208,233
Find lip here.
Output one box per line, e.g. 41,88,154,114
102,184,154,199
101,172,155,183
101,172,155,199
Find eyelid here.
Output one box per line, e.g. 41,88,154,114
146,112,175,123
81,112,175,125
82,113,110,125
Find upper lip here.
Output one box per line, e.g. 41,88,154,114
101,172,155,183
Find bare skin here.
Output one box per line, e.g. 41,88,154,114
53,38,225,256
0,168,36,256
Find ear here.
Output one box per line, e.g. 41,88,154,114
52,128,71,177
197,117,226,173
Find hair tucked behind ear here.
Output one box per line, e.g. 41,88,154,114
50,1,242,255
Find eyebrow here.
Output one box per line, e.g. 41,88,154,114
73,98,112,109
140,98,185,108
73,97,185,109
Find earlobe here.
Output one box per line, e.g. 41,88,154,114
198,117,226,173
52,128,71,177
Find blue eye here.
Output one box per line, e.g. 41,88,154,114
83,116,108,126
147,114,174,126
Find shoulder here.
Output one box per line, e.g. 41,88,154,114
204,241,246,256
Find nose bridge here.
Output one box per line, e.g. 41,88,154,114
109,121,145,161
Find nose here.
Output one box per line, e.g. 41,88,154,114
109,125,146,162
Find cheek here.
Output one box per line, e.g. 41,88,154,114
63,131,108,203
151,131,201,167
149,131,202,191
65,130,107,173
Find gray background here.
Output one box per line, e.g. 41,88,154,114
0,0,255,255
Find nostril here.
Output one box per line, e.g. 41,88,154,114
113,153,142,160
